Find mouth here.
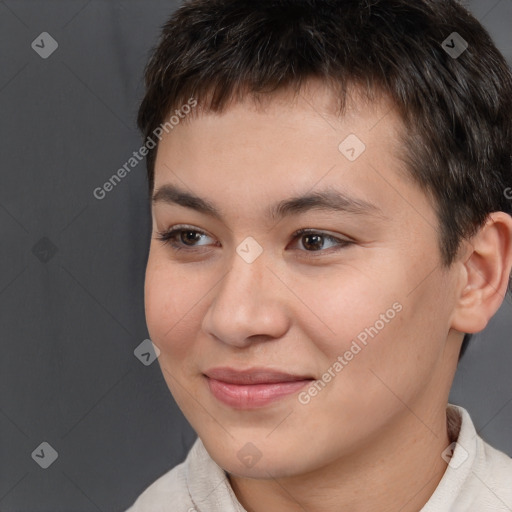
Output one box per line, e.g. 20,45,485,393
203,367,315,409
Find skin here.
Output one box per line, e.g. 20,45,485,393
144,81,512,512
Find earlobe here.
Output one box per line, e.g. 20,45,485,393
451,212,512,334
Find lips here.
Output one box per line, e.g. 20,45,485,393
203,367,315,409
204,367,314,384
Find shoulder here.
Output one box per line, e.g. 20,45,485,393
477,436,512,501
422,404,512,511
453,405,512,509
125,436,244,512
125,443,197,511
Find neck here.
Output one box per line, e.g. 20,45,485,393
228,404,454,512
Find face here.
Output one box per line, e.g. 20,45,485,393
144,83,462,479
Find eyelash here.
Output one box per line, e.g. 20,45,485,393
155,224,353,258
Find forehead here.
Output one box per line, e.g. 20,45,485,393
151,82,434,231
154,83,400,178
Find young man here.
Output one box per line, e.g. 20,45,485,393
128,0,512,510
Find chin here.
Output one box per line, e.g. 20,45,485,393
224,456,300,480
202,437,308,479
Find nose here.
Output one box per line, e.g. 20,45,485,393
201,249,290,348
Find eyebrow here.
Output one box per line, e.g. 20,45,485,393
152,184,384,221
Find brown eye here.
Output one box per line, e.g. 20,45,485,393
289,228,354,256
301,233,325,251
155,225,216,251
181,230,203,245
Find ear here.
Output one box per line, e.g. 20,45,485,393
451,212,512,334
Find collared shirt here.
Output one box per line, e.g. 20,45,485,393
126,404,512,511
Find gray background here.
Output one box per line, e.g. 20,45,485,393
0,0,510,510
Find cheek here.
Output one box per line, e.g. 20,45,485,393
298,263,446,392
144,255,204,358
295,269,403,357
328,278,453,409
